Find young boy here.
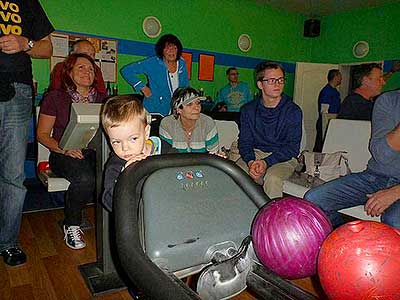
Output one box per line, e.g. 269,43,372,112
101,95,172,212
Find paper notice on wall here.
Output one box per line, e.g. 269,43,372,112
51,34,69,57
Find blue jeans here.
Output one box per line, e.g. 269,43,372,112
0,83,32,252
304,169,400,229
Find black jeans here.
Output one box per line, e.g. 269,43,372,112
49,149,96,226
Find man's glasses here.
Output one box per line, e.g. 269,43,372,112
261,77,285,85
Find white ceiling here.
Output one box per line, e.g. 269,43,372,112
261,0,399,16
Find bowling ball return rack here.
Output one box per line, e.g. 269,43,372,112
113,154,319,300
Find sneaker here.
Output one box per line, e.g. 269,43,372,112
63,225,86,249
1,247,27,266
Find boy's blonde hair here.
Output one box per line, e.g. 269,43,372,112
101,95,147,132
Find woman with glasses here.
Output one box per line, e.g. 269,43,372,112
121,34,189,117
233,61,302,199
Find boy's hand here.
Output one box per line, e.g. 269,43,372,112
125,153,148,168
64,149,84,159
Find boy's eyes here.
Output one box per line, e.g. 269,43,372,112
111,137,138,145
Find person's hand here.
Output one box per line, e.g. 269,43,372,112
141,86,152,98
249,159,267,181
0,34,29,54
64,149,84,159
365,185,400,217
124,153,148,168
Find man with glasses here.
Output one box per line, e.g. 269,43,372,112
216,67,252,112
234,61,302,199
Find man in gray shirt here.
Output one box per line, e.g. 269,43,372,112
304,90,400,229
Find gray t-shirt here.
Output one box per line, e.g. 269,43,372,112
367,90,400,180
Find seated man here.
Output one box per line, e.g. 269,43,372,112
304,90,400,229
234,61,302,199
338,63,385,121
216,67,252,112
49,39,106,94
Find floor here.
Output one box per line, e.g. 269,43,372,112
0,206,326,300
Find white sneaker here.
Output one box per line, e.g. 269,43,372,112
63,225,86,250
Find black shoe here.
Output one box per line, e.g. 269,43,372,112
1,247,27,266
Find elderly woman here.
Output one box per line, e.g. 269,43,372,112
159,87,219,153
121,34,189,116
37,53,106,250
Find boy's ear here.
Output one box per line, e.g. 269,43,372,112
145,124,151,140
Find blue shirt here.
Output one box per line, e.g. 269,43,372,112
238,94,303,167
318,84,341,114
218,81,252,112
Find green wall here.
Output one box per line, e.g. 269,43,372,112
313,2,400,63
34,0,311,98
34,1,400,98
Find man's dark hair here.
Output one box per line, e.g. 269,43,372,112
255,61,285,82
353,63,382,88
155,34,183,60
327,69,340,82
226,67,237,75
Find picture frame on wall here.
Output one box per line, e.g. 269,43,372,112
198,54,215,81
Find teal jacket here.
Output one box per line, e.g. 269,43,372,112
121,56,189,116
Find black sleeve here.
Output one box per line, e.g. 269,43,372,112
29,0,55,40
102,154,124,212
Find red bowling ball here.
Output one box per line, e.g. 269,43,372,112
318,220,400,300
251,197,332,279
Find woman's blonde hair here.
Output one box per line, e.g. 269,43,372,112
101,95,147,132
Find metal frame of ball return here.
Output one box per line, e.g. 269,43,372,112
112,154,319,300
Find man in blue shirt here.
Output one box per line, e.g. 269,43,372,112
234,62,302,199
313,69,342,151
217,67,252,112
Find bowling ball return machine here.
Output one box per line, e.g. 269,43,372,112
114,153,319,300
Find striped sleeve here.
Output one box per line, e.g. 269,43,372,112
205,119,219,154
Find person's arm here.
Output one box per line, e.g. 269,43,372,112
387,122,400,151
120,58,151,93
36,113,64,155
365,184,400,217
264,108,303,167
102,156,124,212
49,62,63,91
369,94,399,164
245,83,252,103
205,119,219,154
0,34,52,58
159,118,174,146
238,106,256,163
179,58,190,87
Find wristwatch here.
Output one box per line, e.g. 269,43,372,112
25,39,34,51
